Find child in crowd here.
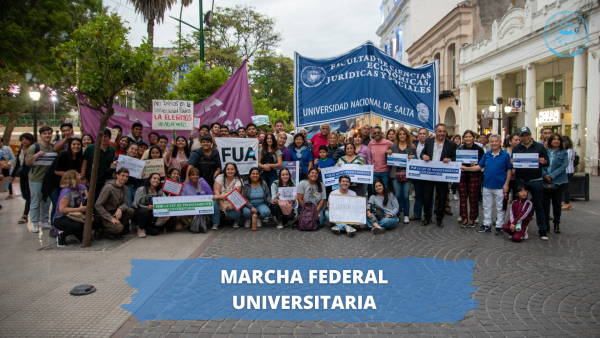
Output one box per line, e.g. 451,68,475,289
502,186,533,242
313,145,336,197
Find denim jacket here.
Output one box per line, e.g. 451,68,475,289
542,148,568,185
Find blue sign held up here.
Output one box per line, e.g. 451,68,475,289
294,42,439,131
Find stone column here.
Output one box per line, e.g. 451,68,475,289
491,74,505,134
459,84,470,134
469,83,479,132
571,48,587,170
586,47,600,171
523,63,538,130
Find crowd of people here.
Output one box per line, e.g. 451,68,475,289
5,118,577,247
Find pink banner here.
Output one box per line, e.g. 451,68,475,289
80,61,255,142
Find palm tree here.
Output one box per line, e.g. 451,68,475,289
127,0,176,48
178,0,193,48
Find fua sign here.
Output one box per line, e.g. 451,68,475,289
215,137,259,175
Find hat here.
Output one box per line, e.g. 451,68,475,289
518,126,532,135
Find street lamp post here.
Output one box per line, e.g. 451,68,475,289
489,97,508,136
29,91,40,142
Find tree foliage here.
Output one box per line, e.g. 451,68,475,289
127,0,176,48
166,62,229,104
250,52,294,113
252,97,294,132
130,54,181,111
57,12,153,247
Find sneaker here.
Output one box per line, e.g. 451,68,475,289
31,223,39,233
403,216,409,224
460,222,468,228
41,222,51,229
331,226,341,235
409,215,421,221
48,229,58,238
257,219,262,228
475,218,479,224
437,220,444,228
347,229,356,237
276,223,283,229
263,218,270,224
211,225,219,230
467,222,475,228
477,225,491,233
232,222,240,228
244,220,251,228
421,218,432,226
540,232,549,241
524,232,529,240
371,227,386,234
509,235,513,240
457,216,463,223
137,228,146,238
56,236,66,247
495,228,503,236
453,194,458,200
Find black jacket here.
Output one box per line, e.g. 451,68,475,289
512,141,549,182
420,138,457,162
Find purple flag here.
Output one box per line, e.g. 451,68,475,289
80,61,254,142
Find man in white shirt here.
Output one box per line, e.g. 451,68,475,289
325,175,362,237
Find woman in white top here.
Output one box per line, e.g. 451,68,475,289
213,162,243,227
562,136,575,210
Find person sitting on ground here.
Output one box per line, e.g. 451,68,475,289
270,168,297,229
132,173,173,237
110,143,140,207
326,175,363,237
502,185,533,242
367,179,399,234
93,168,135,240
53,170,88,247
181,167,221,230
241,167,272,228
296,167,327,226
213,163,244,228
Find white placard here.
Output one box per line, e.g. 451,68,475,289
215,137,259,175
225,189,248,211
193,117,201,129
513,153,539,168
407,159,462,183
387,154,408,167
251,115,270,126
456,150,479,164
116,155,146,179
152,99,194,130
108,128,119,144
162,179,184,196
153,195,214,217
33,153,57,166
328,195,367,225
321,164,374,187
278,187,297,200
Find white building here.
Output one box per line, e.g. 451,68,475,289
459,0,599,169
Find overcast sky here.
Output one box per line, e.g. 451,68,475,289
104,0,381,59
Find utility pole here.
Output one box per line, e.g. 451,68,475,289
199,0,204,63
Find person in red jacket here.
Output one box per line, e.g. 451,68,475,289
502,185,533,242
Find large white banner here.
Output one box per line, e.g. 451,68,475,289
152,195,214,217
321,164,374,187
215,137,259,175
407,160,462,183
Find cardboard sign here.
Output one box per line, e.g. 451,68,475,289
152,99,194,130
251,115,270,126
225,189,248,211
108,128,119,144
162,179,184,196
142,158,165,179
193,117,201,129
33,153,57,166
153,195,214,217
116,155,145,179
328,195,367,225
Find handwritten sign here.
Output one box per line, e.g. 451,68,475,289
152,99,194,130
162,179,184,196
108,128,119,144
33,153,57,166
193,117,201,129
153,195,214,217
251,115,270,126
141,158,165,179
116,155,145,179
278,187,297,200
456,150,479,164
513,153,539,168
328,195,366,225
225,189,248,211
387,154,408,167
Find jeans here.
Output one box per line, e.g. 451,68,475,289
544,183,566,227
223,208,242,223
210,201,221,226
19,174,31,216
412,179,433,217
423,181,449,221
367,216,398,229
29,181,50,223
325,210,360,231
261,171,278,189
392,179,411,217
483,188,505,229
242,204,271,219
50,188,60,226
125,184,134,207
514,178,546,233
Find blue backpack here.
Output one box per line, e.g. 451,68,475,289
20,143,40,177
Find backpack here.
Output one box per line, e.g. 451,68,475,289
190,215,207,233
573,152,580,168
20,143,40,177
298,201,318,231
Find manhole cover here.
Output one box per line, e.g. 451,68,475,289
69,284,96,296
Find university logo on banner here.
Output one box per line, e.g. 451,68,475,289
215,137,258,175
294,42,439,132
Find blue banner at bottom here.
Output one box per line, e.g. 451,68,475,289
123,258,478,323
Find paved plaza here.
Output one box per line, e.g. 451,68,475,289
1,177,600,338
